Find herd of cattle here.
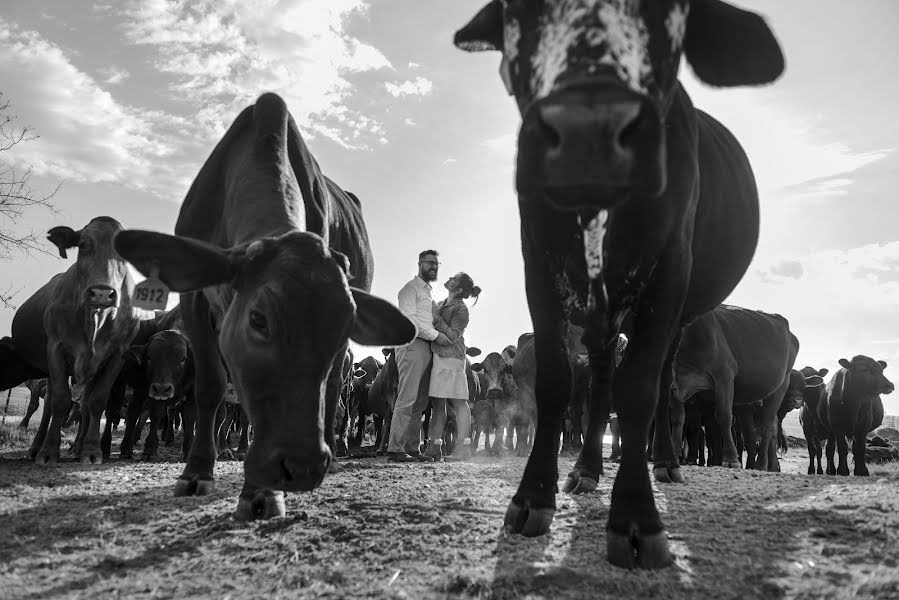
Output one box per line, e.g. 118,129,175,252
1,0,896,572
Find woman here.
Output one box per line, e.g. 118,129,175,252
424,272,481,462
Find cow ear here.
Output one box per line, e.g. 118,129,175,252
381,348,392,357
353,367,367,378
114,230,237,292
684,0,784,87
471,362,484,372
879,360,888,369
122,345,146,367
454,0,503,52
47,226,81,259
467,346,482,357
838,358,851,369
505,347,517,360
817,368,829,377
804,375,824,388
349,288,417,347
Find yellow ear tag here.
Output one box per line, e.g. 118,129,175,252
133,264,170,311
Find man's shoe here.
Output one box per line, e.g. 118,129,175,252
387,452,419,463
423,444,444,463
408,451,435,463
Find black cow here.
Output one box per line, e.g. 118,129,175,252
114,93,415,520
454,0,783,568
671,306,805,471
119,329,195,461
798,365,829,474
817,356,894,476
19,379,47,429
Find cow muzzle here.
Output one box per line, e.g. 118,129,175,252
85,285,118,308
148,382,175,401
245,444,332,492
486,388,503,401
516,86,664,209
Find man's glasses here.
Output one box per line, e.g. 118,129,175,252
420,260,440,267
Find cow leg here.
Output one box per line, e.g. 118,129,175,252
20,386,42,429
835,434,850,476
32,348,72,465
120,392,145,459
563,330,616,494
236,406,249,460
668,390,688,469
734,405,757,469
177,293,227,497
322,348,345,474
754,387,784,472
216,402,234,459
142,401,165,462
78,358,124,465
651,337,685,484
102,376,126,459
803,425,817,475
609,416,621,461
852,429,868,476
181,399,196,462
372,414,384,450
824,433,837,475
813,435,823,474
714,377,741,468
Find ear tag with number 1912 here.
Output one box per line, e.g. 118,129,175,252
133,264,170,311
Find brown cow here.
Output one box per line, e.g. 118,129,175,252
114,93,414,520
8,217,155,464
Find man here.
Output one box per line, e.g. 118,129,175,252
387,250,451,463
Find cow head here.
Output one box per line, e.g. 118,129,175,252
838,356,895,396
454,0,784,209
114,229,415,492
782,369,824,414
123,329,193,401
471,351,514,400
48,216,131,309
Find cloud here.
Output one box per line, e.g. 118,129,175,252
408,61,420,69
117,0,395,149
385,76,433,98
403,117,416,126
97,66,131,85
0,19,206,199
480,133,516,156
758,259,804,282
680,70,893,202
442,158,457,165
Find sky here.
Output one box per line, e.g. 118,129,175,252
1,1,898,413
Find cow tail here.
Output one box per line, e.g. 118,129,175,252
777,418,787,455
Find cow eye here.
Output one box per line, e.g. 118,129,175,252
249,310,268,332
78,240,92,253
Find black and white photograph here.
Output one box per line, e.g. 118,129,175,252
1,1,898,598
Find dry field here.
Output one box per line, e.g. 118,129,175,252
1,388,898,600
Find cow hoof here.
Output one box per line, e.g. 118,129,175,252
141,453,159,463
35,454,58,466
816,468,823,475
807,467,815,475
854,467,869,477
235,452,246,461
218,450,236,461
81,454,102,465
327,461,339,474
652,467,685,484
503,499,555,537
234,490,286,522
173,476,215,497
607,529,674,570
837,467,849,476
722,461,742,469
562,469,599,494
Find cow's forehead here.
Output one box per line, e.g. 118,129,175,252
483,352,507,369
505,0,687,99
850,356,882,370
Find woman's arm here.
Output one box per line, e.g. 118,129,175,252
441,304,470,342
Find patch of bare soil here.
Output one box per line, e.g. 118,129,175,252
1,408,898,599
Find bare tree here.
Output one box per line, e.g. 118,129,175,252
1,92,60,308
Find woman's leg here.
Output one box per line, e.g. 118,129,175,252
447,398,472,460
426,397,447,459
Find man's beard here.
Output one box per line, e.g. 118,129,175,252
421,269,438,282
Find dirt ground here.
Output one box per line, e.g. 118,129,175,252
1,391,899,600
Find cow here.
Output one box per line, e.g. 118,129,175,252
453,0,784,568
471,349,518,454
348,355,383,449
335,348,363,456
216,383,250,460
368,348,400,455
4,217,155,464
470,370,495,452
816,356,894,476
118,329,195,461
19,378,47,429
670,306,805,472
798,365,829,474
113,93,414,520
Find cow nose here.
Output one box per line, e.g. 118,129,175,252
517,89,664,204
149,382,175,400
486,388,503,400
86,285,117,307
883,382,895,395
278,452,331,491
